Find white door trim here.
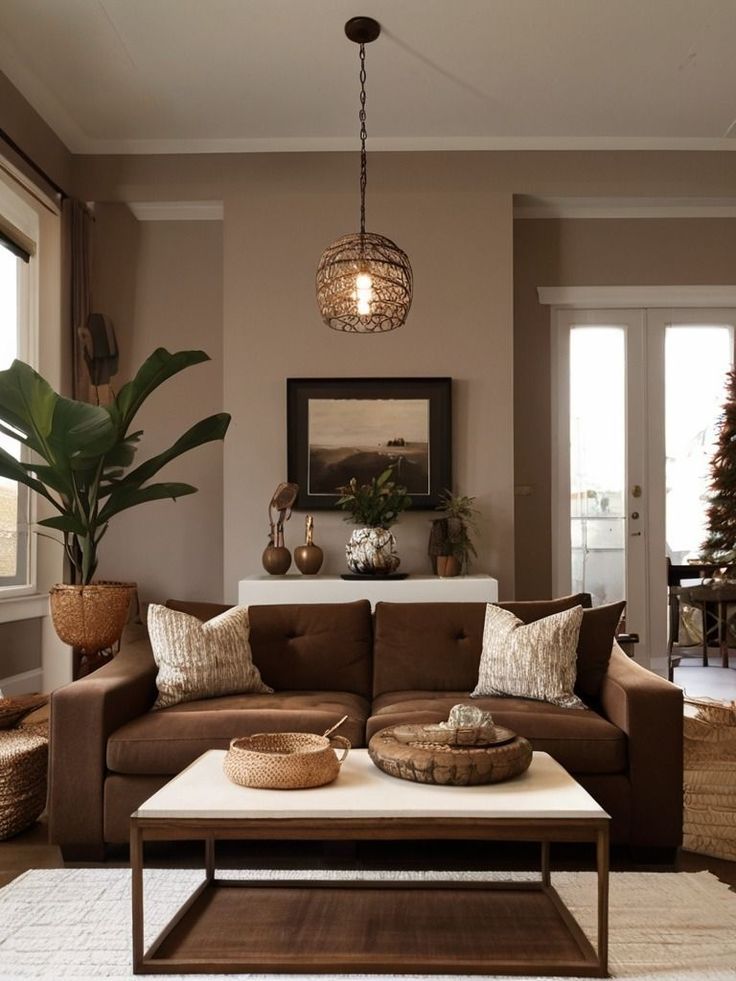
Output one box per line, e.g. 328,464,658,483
539,287,736,309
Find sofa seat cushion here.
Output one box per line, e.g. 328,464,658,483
368,691,626,774
107,691,369,775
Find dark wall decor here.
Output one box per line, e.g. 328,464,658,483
288,378,452,510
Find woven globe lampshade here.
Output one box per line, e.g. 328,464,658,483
316,231,413,333
316,17,413,334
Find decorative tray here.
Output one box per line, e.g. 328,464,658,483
340,573,409,581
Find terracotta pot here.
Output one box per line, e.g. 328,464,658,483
436,555,461,578
294,543,324,575
262,545,292,575
49,581,136,652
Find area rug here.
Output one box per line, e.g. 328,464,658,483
0,868,734,980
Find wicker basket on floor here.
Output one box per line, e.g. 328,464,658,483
0,722,48,840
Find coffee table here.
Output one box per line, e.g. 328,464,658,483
131,749,609,976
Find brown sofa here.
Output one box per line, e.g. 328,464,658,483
48,598,683,861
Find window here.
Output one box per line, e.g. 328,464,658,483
0,239,31,588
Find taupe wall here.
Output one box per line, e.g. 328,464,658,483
1,69,71,192
223,180,513,598
70,151,736,602
92,205,224,604
514,217,736,598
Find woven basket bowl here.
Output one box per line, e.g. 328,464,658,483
0,725,48,840
49,581,135,651
224,731,351,789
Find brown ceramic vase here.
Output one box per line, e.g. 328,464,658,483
294,543,324,575
262,545,292,575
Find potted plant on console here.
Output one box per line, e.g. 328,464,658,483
336,466,411,576
0,348,230,659
430,490,478,577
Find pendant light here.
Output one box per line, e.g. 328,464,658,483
316,16,413,333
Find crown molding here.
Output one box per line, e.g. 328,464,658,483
515,196,736,219
537,286,736,308
73,134,736,155
127,201,223,221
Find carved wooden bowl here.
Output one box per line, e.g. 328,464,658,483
369,724,532,786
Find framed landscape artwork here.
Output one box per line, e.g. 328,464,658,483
287,378,452,510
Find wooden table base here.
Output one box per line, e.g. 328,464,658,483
131,825,609,977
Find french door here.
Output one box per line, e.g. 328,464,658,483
553,307,736,672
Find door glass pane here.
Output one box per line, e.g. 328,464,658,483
570,327,626,606
0,243,23,580
665,325,733,563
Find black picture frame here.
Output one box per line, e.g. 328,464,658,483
287,377,452,510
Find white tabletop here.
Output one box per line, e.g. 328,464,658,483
134,750,608,822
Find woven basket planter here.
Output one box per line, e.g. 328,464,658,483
0,723,48,840
49,581,135,652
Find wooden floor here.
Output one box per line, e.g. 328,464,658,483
1,813,734,892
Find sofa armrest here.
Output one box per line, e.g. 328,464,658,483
48,632,157,859
599,644,683,848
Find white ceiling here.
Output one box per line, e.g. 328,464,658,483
2,0,736,154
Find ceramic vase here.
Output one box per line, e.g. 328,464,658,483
345,527,400,575
294,544,324,575
262,545,291,575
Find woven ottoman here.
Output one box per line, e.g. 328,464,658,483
0,722,49,840
683,697,736,861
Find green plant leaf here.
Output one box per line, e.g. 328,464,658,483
37,514,87,536
0,446,58,506
98,481,197,523
49,396,117,464
19,462,72,498
112,349,210,432
0,360,58,457
114,414,231,492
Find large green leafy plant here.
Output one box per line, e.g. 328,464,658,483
0,348,230,584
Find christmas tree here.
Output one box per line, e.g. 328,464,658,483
702,366,736,564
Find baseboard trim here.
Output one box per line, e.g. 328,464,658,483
0,666,43,695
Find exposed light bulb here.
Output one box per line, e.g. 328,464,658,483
355,272,373,316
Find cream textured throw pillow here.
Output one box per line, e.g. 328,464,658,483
148,604,272,710
472,603,585,709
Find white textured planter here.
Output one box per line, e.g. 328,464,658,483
345,527,400,575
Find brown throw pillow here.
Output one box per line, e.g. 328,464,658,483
498,592,592,623
574,601,626,699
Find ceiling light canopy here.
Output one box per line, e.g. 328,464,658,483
316,16,413,334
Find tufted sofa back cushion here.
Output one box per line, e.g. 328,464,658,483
166,598,373,697
372,595,591,697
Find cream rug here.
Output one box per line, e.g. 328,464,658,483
0,868,734,980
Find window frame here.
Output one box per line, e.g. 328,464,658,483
0,176,40,598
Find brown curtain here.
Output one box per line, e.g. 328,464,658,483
63,198,92,402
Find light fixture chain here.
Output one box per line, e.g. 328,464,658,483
359,41,367,236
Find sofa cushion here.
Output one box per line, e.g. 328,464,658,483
168,599,373,697
372,595,590,697
368,691,626,774
107,690,369,774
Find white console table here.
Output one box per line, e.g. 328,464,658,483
238,574,498,609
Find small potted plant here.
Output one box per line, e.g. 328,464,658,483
336,467,411,575
429,490,479,577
